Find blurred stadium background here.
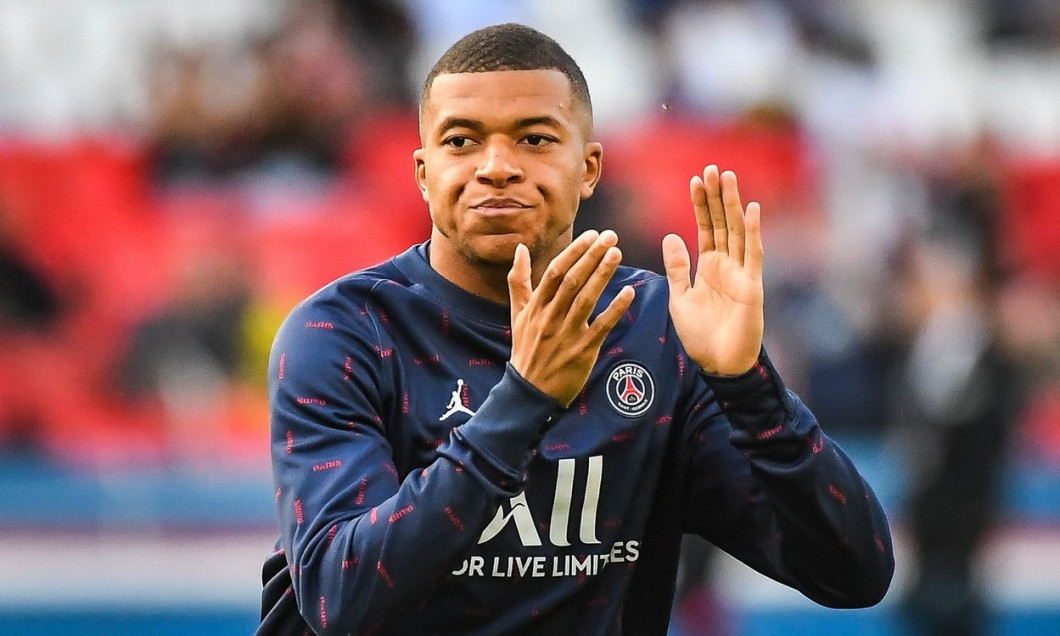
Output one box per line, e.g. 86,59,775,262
1,0,1059,634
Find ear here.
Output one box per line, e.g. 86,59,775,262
413,148,428,201
580,141,603,200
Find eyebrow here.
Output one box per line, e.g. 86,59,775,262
436,115,565,135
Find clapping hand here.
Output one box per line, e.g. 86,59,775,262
508,230,635,406
662,165,764,376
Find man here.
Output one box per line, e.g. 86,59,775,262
255,23,893,635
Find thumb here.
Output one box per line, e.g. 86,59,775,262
507,243,532,322
661,233,691,298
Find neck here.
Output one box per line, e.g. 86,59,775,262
428,238,515,306
440,257,514,306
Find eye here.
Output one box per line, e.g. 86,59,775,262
443,136,476,149
523,134,554,147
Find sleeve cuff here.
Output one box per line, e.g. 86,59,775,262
445,364,561,487
701,348,797,427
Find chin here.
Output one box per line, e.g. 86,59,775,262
464,235,525,266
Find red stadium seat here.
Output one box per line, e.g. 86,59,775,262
601,115,821,254
340,108,431,239
249,188,422,305
1000,155,1060,281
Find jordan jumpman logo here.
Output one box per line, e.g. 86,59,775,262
439,379,476,421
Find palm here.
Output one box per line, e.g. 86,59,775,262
663,166,764,376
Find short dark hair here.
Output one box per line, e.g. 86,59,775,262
420,23,593,122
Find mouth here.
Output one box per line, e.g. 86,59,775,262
469,198,533,215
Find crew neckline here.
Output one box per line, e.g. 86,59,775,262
393,242,512,326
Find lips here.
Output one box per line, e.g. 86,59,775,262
470,197,532,214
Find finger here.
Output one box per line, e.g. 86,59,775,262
689,174,715,253
507,243,533,322
567,243,623,326
744,201,763,279
547,229,618,311
535,229,599,304
586,285,635,347
720,170,745,265
703,165,728,255
661,233,691,298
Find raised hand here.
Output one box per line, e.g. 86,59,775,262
508,230,636,406
662,165,764,376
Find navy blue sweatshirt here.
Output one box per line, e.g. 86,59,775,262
255,242,894,635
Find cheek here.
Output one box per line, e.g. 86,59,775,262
424,168,467,227
427,162,469,199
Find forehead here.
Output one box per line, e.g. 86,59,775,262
421,69,589,136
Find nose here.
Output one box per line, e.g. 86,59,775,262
475,139,523,187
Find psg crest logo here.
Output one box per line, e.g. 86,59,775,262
606,361,655,418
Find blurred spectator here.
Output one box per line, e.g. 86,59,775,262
890,140,1024,636
147,0,376,188
116,239,264,463
120,250,252,398
784,0,875,64
332,0,417,104
999,274,1060,467
572,181,662,274
0,210,63,333
893,242,1020,636
0,202,68,455
984,0,1060,48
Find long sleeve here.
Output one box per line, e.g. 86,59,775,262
679,349,895,608
268,295,558,635
257,254,893,635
